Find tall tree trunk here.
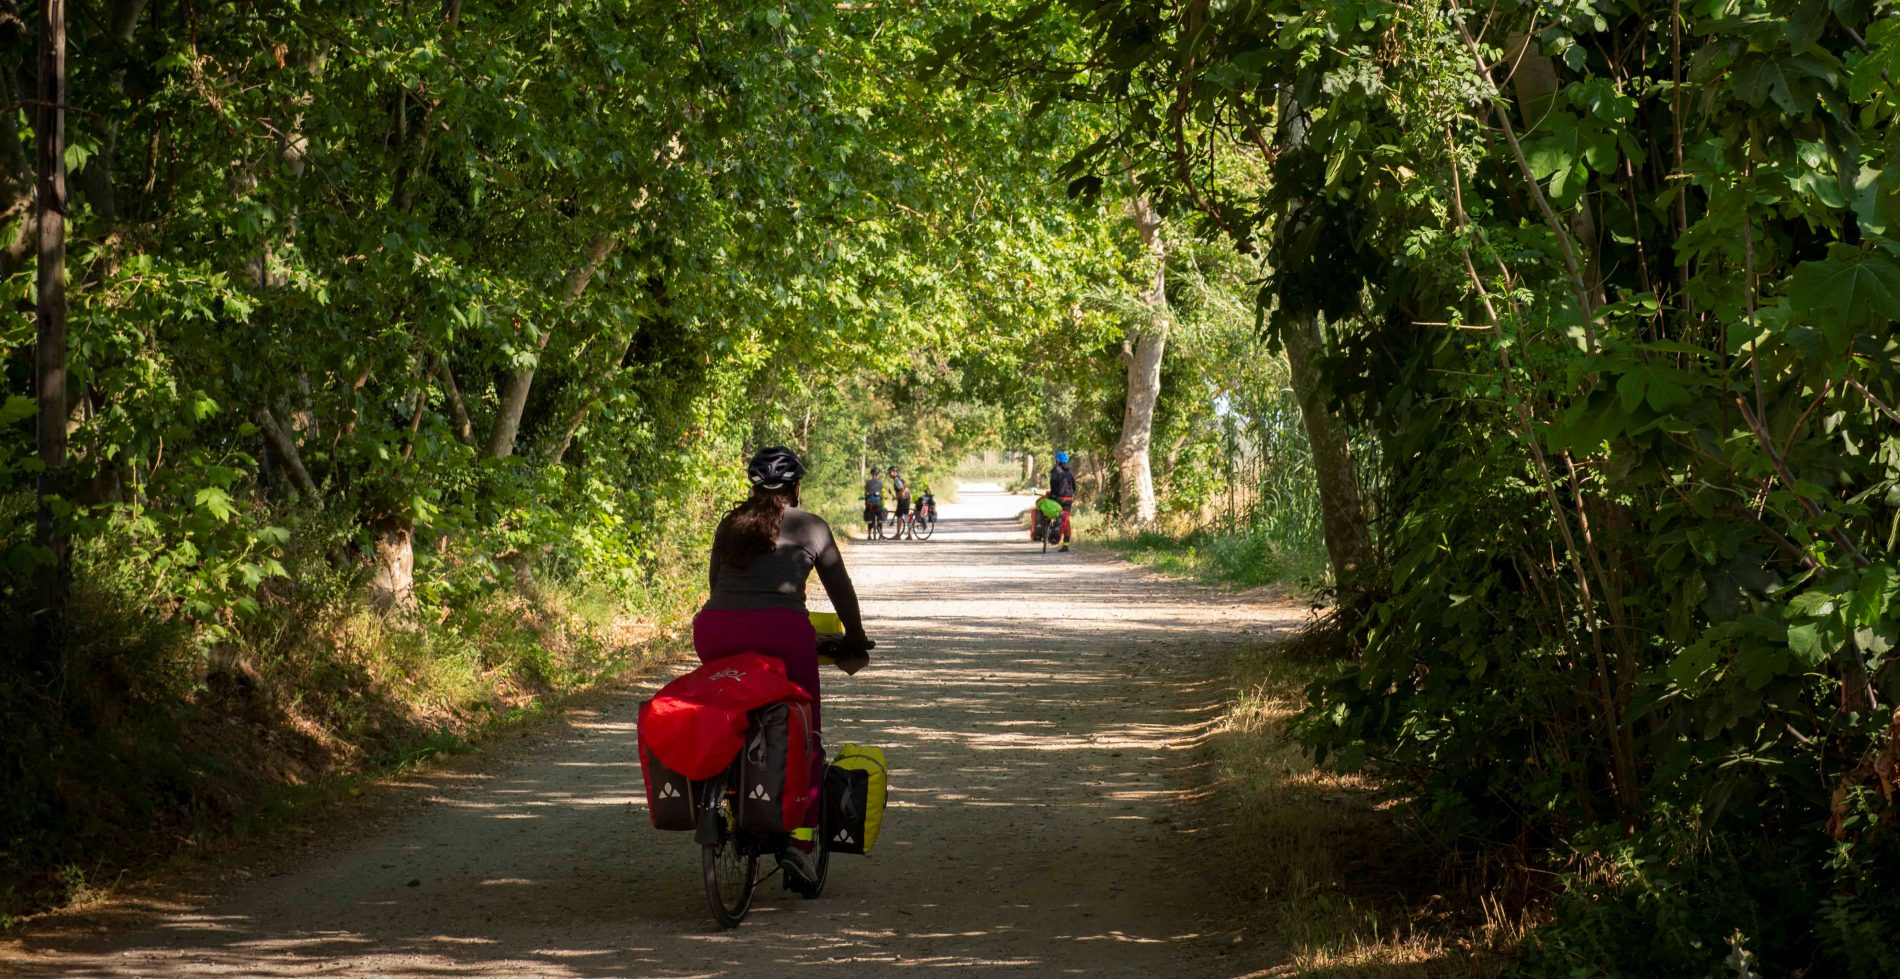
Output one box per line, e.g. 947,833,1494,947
1271,90,1374,597
1281,313,1373,587
1114,196,1167,525
484,233,614,459
33,0,69,638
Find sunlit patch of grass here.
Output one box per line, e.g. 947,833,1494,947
1211,645,1527,977
1075,511,1329,591
953,456,1024,485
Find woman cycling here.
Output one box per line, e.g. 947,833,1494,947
695,446,870,879
695,446,870,732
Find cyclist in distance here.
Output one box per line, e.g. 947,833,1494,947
862,468,885,529
887,465,911,525
1049,451,1077,552
697,446,870,876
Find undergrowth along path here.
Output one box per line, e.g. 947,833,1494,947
2,484,1304,977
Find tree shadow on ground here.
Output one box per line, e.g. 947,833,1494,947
6,492,1311,978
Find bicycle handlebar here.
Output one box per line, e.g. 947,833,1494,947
817,635,875,675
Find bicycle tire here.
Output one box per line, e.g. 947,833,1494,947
913,512,934,540
702,779,759,928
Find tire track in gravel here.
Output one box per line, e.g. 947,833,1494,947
2,483,1303,978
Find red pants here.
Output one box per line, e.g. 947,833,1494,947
692,607,822,731
691,607,825,843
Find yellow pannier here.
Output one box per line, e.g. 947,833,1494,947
822,744,888,855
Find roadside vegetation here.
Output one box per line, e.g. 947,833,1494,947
7,0,1897,971
941,2,1900,973
1208,642,1521,978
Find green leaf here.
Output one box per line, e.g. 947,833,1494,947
1729,49,1839,115
1668,640,1721,687
1786,590,1837,616
63,141,96,173
195,486,238,521
0,395,35,426
1738,642,1794,689
188,390,222,421
1787,622,1831,667
1785,245,1900,352
1851,565,1895,626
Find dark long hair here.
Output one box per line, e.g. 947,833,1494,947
712,484,798,569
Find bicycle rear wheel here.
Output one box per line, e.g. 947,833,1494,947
701,779,759,927
913,512,934,540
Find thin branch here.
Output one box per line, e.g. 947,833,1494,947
256,408,321,505
1732,394,1871,570
1453,2,1598,337
435,356,475,446
1777,379,1835,463
1847,377,1900,427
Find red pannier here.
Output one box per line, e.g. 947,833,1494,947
735,700,817,833
638,653,813,831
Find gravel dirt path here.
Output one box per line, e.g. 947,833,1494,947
3,484,1304,977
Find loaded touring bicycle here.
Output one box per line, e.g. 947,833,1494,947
637,614,888,927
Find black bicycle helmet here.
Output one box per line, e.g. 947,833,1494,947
747,446,805,488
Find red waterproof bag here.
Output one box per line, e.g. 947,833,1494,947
638,653,812,780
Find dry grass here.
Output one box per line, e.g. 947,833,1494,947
1,569,686,925
1210,645,1528,977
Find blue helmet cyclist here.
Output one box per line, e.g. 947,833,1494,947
1048,451,1076,550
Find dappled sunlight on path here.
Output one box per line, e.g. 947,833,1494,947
3,483,1302,977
